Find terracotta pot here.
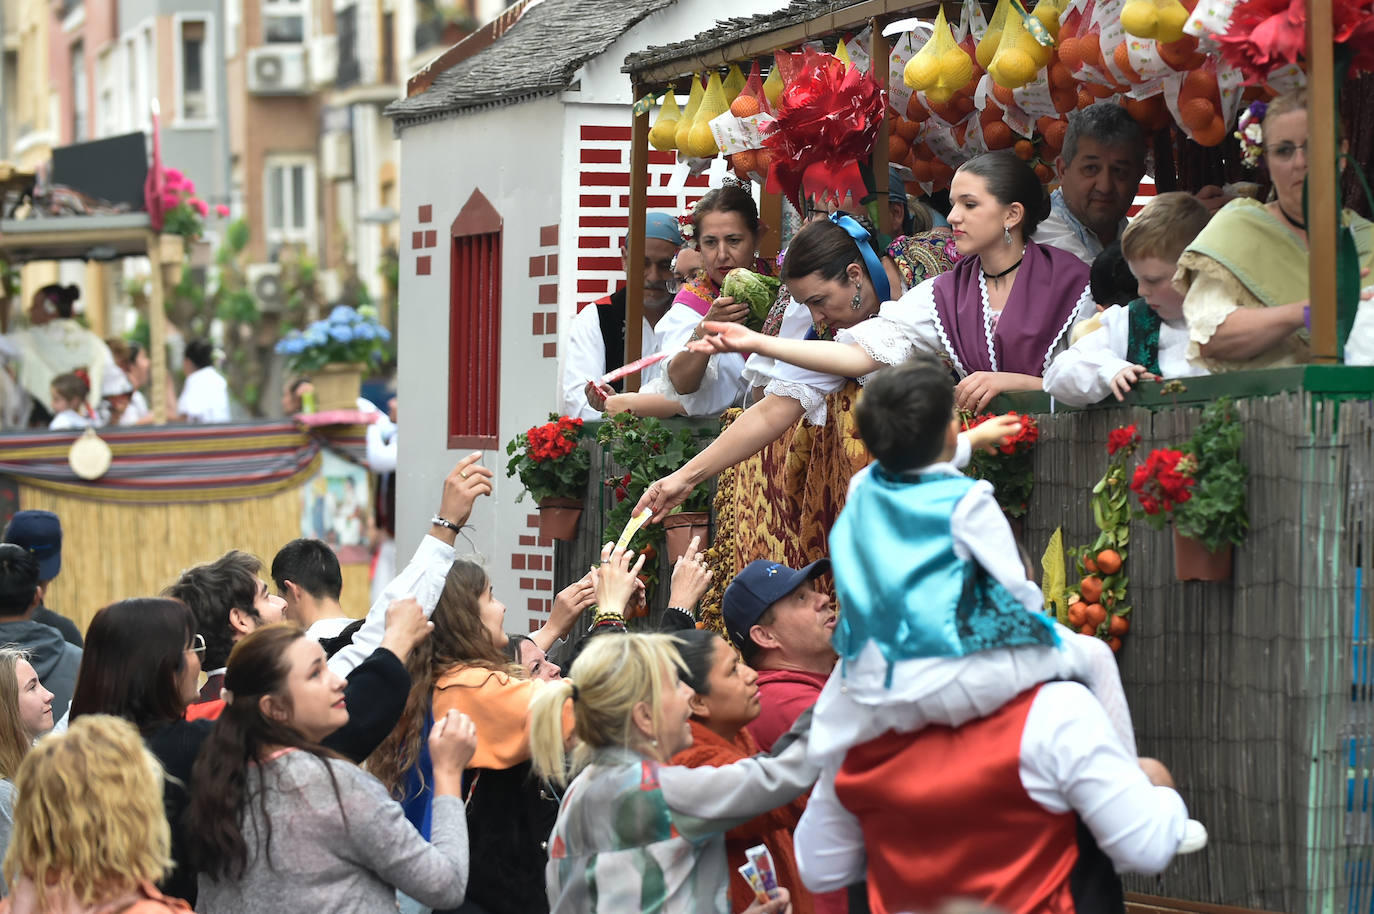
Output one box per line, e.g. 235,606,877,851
311,362,366,412
537,497,583,541
663,511,711,563
1172,528,1233,581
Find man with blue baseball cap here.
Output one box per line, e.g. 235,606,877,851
723,557,836,753
3,510,83,646
561,212,684,420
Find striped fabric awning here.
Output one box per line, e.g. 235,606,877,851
0,421,322,504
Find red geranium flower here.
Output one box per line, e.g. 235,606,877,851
1107,424,1140,456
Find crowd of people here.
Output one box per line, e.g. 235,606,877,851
0,284,231,430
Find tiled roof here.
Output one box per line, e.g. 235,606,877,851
387,0,679,127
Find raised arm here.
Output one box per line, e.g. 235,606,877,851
690,321,883,379
1197,301,1307,362
634,393,805,517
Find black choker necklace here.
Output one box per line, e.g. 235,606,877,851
1278,205,1307,231
982,255,1024,282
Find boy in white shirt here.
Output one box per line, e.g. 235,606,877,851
1044,193,1212,406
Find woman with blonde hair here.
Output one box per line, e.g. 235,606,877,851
0,714,188,913
0,648,54,883
530,545,815,914
369,560,558,914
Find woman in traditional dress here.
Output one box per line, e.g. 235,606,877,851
636,152,1091,518
1,285,117,425
1179,88,1374,371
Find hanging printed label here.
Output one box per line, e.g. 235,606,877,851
1013,69,1059,118
1185,0,1237,39
958,0,990,41
888,31,921,114
846,25,873,72
709,111,775,155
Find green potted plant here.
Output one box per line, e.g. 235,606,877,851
505,415,591,539
1130,397,1248,580
598,413,714,575
274,305,392,411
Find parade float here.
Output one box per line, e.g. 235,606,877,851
542,0,1374,910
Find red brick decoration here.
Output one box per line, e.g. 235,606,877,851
416,256,431,276
418,204,432,223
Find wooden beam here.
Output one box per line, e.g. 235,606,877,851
625,83,652,393
1305,0,1338,361
871,17,891,225
631,0,945,87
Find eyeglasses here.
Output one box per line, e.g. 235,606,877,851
1267,141,1308,163
188,633,206,655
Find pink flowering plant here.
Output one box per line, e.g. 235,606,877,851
160,168,229,240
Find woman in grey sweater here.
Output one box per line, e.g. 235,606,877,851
188,623,477,914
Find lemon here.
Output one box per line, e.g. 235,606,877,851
687,120,719,159
1154,2,1189,42
1120,1,1159,38
1033,2,1061,39
976,29,1003,70
905,53,941,90
649,119,678,151
991,47,1037,88
925,84,955,104
940,48,974,89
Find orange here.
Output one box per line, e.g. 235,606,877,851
732,149,758,175
907,96,931,121
1081,33,1103,70
1042,118,1068,150
1086,81,1116,99
1108,636,1123,653
1051,88,1078,113
1095,549,1123,575
1079,623,1098,637
1158,35,1206,71
1068,602,1087,627
911,159,935,183
1078,89,1094,108
889,134,910,163
1034,162,1054,183
1113,42,1142,83
981,102,1006,127
993,83,1018,108
1182,69,1219,102
1191,114,1228,147
1050,61,1076,90
895,117,921,142
1180,98,1216,130
1108,613,1131,636
1014,139,1035,160
1084,602,1108,627
1080,575,1104,603
730,94,761,118
954,95,977,117
983,120,1014,149
1058,37,1082,71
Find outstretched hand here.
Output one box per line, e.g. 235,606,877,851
633,473,693,519
964,413,1022,453
667,535,712,612
685,320,765,356
435,452,493,540
591,542,647,617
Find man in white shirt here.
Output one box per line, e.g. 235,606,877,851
1034,104,1147,264
177,339,231,423
560,212,683,420
270,537,357,646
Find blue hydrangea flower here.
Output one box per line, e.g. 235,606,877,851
328,325,353,343
329,305,356,323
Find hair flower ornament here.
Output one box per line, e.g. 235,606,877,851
1235,101,1266,169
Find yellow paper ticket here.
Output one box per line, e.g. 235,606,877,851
615,508,653,552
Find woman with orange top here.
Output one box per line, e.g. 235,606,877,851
369,560,564,914
671,629,814,914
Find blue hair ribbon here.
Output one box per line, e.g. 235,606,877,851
828,213,891,303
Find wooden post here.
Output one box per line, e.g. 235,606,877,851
147,233,169,424
1305,0,1338,362
871,19,891,236
625,82,652,392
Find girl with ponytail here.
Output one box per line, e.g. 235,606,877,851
188,623,477,914
530,545,814,914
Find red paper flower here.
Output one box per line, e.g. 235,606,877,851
761,47,887,210
1216,0,1374,82
1107,424,1141,456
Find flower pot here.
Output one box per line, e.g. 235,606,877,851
663,511,711,563
158,233,185,264
1172,529,1233,581
311,362,366,412
537,497,584,541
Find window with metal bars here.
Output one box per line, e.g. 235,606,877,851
448,190,502,449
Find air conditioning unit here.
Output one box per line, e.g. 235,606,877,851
308,35,338,89
247,263,285,312
247,46,308,95
321,131,353,181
